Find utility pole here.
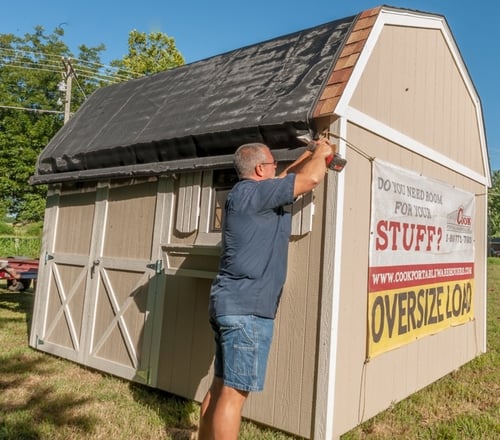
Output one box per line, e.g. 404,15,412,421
61,57,74,123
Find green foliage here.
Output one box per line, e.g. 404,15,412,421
0,26,185,223
111,29,185,76
24,221,43,236
0,26,108,222
488,170,500,237
0,222,42,257
0,222,14,234
0,236,40,258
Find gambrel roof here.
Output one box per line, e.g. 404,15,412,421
34,5,489,186
32,8,387,184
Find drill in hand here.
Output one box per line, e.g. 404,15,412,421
298,135,347,172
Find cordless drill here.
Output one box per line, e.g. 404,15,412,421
298,134,347,172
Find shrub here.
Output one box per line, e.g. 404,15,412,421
0,222,15,235
0,237,41,259
25,222,43,236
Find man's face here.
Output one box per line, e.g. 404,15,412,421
258,148,277,179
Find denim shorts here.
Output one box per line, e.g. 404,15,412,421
210,315,274,392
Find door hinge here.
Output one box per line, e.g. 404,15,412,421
146,259,163,274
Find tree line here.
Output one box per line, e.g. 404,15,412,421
0,26,184,223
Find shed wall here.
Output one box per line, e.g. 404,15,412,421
349,25,486,177
31,167,329,439
333,125,487,436
330,23,488,436
154,169,328,438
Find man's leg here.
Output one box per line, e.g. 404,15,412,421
198,376,248,440
198,377,221,439
212,382,248,440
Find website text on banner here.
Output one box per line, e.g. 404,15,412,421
368,160,475,358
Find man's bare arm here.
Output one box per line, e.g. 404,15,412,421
279,139,336,197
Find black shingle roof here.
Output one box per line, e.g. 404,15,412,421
31,15,357,184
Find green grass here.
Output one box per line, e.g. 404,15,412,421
1,260,499,439
0,222,43,259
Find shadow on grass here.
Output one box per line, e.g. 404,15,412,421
129,383,199,439
0,288,99,439
1,287,200,439
0,288,34,339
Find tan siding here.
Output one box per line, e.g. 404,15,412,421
155,276,214,399
155,172,218,398
103,182,157,260
331,134,373,434
54,191,95,254
332,124,487,436
350,25,484,176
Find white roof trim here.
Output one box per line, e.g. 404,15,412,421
344,105,488,186
334,7,490,187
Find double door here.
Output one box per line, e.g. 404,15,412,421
30,179,166,382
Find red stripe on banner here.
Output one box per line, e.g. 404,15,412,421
368,262,474,292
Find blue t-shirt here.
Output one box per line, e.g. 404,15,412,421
209,174,296,319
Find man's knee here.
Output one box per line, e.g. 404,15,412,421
219,383,249,409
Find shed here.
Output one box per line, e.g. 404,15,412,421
29,5,490,439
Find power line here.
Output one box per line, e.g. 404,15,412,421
1,62,61,75
0,47,64,62
0,48,144,123
0,47,141,78
0,57,126,82
1,57,135,84
68,56,141,78
0,55,62,71
0,104,63,115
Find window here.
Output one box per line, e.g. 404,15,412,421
210,169,238,232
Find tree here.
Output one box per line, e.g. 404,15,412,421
111,30,185,76
0,26,184,223
488,169,500,237
0,26,113,222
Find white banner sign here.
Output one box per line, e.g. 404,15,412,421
368,160,475,358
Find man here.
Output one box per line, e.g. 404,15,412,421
198,138,334,439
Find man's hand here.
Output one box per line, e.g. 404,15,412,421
311,138,336,160
288,138,337,197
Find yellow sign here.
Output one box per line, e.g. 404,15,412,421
368,160,475,358
368,278,474,358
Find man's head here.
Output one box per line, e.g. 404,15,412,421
234,143,277,180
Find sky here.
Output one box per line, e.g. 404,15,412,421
1,0,498,171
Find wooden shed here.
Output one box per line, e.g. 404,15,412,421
29,5,490,439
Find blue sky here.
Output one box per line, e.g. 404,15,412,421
1,0,498,171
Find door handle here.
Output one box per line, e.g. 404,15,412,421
91,259,100,278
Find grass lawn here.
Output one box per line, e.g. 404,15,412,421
1,261,499,439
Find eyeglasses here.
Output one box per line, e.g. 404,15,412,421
260,160,277,167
